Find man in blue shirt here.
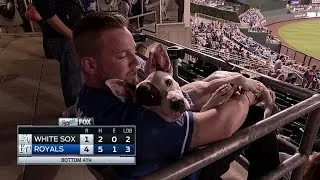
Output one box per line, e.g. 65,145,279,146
72,13,280,179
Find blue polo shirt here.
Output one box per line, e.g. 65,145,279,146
77,85,195,179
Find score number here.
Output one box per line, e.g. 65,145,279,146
80,134,94,155
97,135,131,143
97,135,132,154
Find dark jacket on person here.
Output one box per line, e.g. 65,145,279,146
33,0,84,38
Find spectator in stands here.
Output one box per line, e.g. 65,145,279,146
127,19,138,32
303,64,318,89
285,73,297,85
131,0,147,27
175,0,184,22
274,55,284,71
136,43,147,57
33,0,84,115
73,13,282,179
81,0,97,14
118,0,132,17
161,0,170,20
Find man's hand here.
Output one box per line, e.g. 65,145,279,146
144,43,173,76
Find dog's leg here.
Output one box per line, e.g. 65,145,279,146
202,71,242,82
182,74,264,111
201,84,235,112
206,75,246,93
182,75,246,111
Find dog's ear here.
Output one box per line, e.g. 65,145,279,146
105,79,130,102
145,43,173,77
136,81,162,106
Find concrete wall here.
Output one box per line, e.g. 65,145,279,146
261,9,289,18
155,23,191,48
240,28,267,44
259,0,288,12
264,43,281,53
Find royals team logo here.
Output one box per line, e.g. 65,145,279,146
175,114,185,127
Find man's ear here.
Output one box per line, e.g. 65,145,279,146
81,57,97,74
105,79,129,102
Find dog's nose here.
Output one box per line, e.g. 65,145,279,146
170,99,186,112
136,82,161,106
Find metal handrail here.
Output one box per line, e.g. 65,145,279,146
127,11,157,33
142,35,320,180
142,95,320,180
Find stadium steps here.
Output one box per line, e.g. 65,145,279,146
0,35,96,180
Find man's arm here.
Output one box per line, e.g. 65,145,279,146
34,0,73,39
47,15,73,39
190,91,256,148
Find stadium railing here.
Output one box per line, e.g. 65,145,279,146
127,11,157,34
193,13,240,25
141,34,320,180
280,44,320,68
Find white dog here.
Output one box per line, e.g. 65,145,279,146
106,69,277,123
105,71,191,122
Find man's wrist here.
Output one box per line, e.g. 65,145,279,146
67,30,73,39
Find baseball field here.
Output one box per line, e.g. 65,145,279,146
278,19,320,59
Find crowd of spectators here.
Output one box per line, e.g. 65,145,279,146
190,17,320,91
239,9,265,30
191,0,225,7
288,4,320,13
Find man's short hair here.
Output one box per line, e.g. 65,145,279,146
73,12,128,58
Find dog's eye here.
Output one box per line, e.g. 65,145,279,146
165,79,172,86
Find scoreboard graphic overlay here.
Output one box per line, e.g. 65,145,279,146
17,123,136,165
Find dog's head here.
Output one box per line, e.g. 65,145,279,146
136,71,191,122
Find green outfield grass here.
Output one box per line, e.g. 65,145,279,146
278,19,320,59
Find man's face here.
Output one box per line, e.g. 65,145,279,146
96,27,139,85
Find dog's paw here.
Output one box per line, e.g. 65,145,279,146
240,78,264,95
201,84,235,112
